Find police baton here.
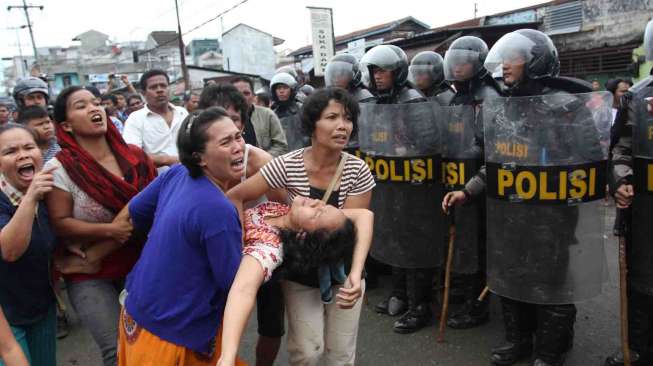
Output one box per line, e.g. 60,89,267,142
616,207,632,366
437,223,456,343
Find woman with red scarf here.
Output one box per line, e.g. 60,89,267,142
44,86,156,366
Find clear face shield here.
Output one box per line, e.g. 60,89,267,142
408,64,435,89
484,33,535,85
443,49,483,82
325,61,354,88
645,18,653,62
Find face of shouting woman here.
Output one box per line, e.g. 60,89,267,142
197,117,246,189
60,89,108,138
0,128,43,193
312,100,353,151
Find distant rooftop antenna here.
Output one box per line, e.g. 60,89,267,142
474,3,478,19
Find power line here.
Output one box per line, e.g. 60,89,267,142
139,0,249,56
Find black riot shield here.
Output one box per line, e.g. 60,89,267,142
630,87,653,295
442,105,483,274
357,101,445,268
280,114,309,151
483,92,611,304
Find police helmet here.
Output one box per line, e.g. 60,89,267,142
270,72,298,103
13,76,49,106
443,36,488,82
360,44,409,91
484,29,559,80
300,84,315,96
324,53,364,89
409,51,445,87
275,65,299,80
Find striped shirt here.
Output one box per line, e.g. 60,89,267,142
260,149,375,208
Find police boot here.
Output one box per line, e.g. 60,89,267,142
532,304,576,366
490,298,534,365
603,350,642,366
447,272,489,329
393,303,432,334
376,267,408,316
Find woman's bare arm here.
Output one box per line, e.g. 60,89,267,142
0,308,28,366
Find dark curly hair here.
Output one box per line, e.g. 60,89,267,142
198,83,249,128
279,217,356,274
177,106,231,178
301,87,360,140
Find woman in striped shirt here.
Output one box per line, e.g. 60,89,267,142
227,87,375,366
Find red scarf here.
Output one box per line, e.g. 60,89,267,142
55,113,156,213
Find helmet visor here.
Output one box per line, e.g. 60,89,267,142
645,18,653,61
484,32,536,76
360,46,402,71
443,49,483,82
325,61,354,88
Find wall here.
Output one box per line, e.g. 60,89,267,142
222,26,276,79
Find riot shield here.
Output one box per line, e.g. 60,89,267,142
483,92,611,304
630,87,653,295
358,101,445,268
442,105,483,274
280,114,309,151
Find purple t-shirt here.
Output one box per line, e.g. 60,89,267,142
125,164,241,353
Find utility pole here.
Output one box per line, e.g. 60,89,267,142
7,1,43,65
174,0,190,91
4,25,28,77
474,2,478,19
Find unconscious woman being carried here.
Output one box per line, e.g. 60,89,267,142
217,197,373,366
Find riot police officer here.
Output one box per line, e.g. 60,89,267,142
324,53,375,103
444,29,605,366
409,51,455,105
270,72,306,150
605,16,653,366
442,36,501,330
13,76,49,110
361,44,442,334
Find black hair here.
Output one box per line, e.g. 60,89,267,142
605,78,633,94
140,69,169,91
84,85,101,98
127,94,143,105
230,76,254,92
100,93,118,105
183,91,199,103
177,106,232,178
16,105,49,125
54,85,86,123
0,123,38,142
280,218,356,274
301,87,360,139
255,92,270,106
111,91,126,98
0,103,10,110
198,83,249,125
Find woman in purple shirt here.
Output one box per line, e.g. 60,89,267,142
117,107,246,365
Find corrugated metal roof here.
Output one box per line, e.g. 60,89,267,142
545,0,582,36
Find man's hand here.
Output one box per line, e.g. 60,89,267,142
442,190,467,214
615,184,634,208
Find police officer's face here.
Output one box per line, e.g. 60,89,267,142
275,85,291,102
373,67,393,91
414,72,433,91
452,63,474,81
23,92,47,107
502,55,526,86
614,82,630,107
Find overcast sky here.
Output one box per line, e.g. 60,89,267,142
0,0,547,58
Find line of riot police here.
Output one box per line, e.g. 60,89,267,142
262,20,653,365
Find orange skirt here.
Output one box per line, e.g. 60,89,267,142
118,308,247,366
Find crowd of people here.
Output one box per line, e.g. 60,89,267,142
0,17,652,366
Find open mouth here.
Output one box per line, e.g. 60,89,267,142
333,134,348,143
90,113,104,124
17,163,35,180
231,157,244,171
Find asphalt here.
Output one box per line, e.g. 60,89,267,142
57,205,621,366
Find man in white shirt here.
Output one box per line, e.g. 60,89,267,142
123,69,188,171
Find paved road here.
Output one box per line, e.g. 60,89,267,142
57,207,621,366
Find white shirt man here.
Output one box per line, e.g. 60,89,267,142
123,71,188,172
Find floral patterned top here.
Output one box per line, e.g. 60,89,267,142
243,201,289,282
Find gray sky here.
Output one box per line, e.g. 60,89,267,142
0,0,546,58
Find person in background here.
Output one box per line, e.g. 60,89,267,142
112,92,129,122
16,106,60,163
125,94,144,116
0,123,58,366
12,77,49,110
45,86,156,366
183,91,200,114
254,92,271,108
592,79,602,91
107,74,138,96
232,77,288,157
606,78,633,127
123,69,188,172
100,94,125,134
0,104,11,125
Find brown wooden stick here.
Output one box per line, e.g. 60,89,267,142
437,224,456,343
478,286,490,302
618,235,631,366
